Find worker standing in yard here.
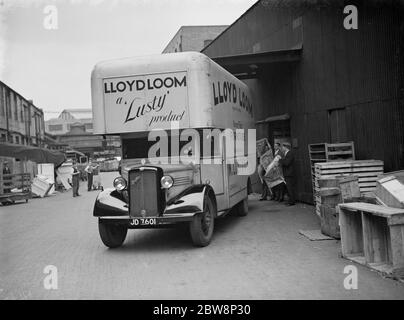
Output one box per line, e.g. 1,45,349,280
92,161,102,190
279,142,295,206
72,161,80,197
85,159,94,191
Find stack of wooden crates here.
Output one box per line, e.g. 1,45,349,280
314,160,384,216
317,176,378,239
308,141,356,203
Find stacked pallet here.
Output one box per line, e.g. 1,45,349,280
308,142,355,202
314,160,384,215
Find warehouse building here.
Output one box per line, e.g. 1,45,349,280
162,25,228,53
45,108,94,135
202,0,404,203
45,109,120,158
56,123,121,158
0,80,45,147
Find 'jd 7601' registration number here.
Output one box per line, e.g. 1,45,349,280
130,218,156,226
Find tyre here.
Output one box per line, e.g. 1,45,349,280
189,196,215,247
98,220,127,248
247,178,252,195
235,198,249,217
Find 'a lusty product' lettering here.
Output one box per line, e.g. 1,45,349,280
125,92,168,123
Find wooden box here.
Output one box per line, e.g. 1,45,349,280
320,205,340,239
337,175,361,200
338,202,404,278
374,176,404,208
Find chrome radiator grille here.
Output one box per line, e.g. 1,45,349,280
128,168,164,217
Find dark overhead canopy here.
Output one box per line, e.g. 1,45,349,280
256,113,291,124
0,143,66,167
212,48,302,79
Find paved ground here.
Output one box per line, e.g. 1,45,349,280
1,172,404,299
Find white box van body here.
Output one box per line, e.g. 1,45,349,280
91,52,255,247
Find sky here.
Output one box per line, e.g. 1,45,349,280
0,0,257,120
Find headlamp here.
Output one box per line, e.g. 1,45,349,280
160,175,174,189
113,176,127,191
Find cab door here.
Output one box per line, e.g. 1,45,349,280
226,130,247,208
199,129,228,212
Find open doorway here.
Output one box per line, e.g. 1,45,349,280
268,119,291,147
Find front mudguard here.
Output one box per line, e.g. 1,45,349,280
93,188,128,217
93,184,216,218
164,184,216,216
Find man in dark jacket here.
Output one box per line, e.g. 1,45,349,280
279,142,295,206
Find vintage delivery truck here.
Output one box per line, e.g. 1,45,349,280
91,52,255,248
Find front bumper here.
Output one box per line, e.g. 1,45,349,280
94,186,208,227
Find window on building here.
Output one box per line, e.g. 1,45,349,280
7,92,13,119
37,114,41,132
6,91,11,118
20,102,25,121
85,123,93,130
24,106,29,127
16,96,22,122
0,86,4,116
13,93,18,120
48,124,63,131
15,135,20,144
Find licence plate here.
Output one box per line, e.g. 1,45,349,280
130,218,157,226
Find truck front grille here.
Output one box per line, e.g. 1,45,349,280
128,167,164,217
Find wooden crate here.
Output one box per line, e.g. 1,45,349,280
374,176,404,208
320,205,340,239
338,202,404,278
326,142,355,161
338,176,361,199
309,142,355,203
314,160,383,216
315,160,384,194
315,175,362,217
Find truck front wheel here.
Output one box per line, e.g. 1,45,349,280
189,196,215,247
98,220,127,248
